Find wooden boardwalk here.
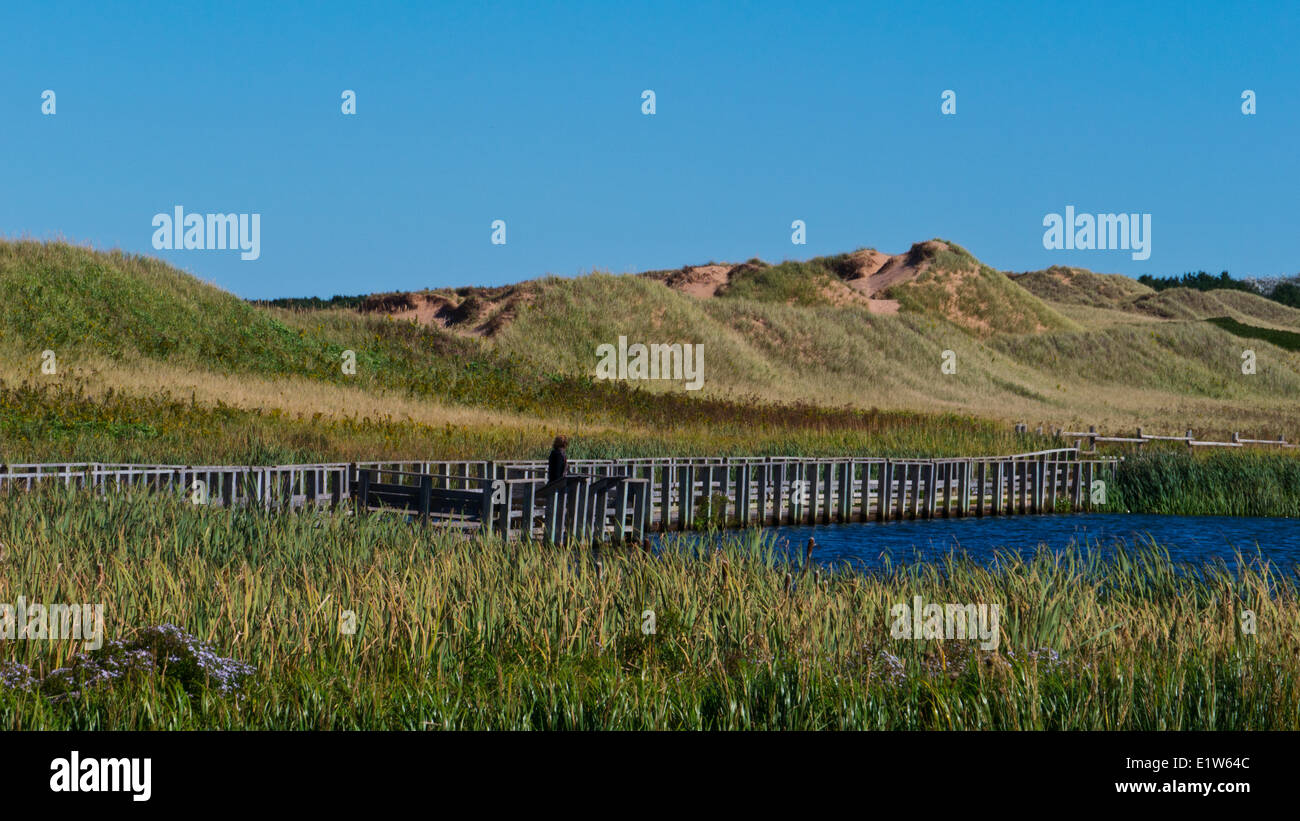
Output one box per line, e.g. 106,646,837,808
1,448,1117,543
1018,423,1297,451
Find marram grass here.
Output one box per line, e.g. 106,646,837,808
1104,450,1300,517
0,489,1297,730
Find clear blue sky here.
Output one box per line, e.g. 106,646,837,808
3,0,1297,299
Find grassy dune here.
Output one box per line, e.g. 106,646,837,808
885,244,1080,335
0,490,1295,730
496,266,1300,436
3,238,1300,463
1012,265,1156,308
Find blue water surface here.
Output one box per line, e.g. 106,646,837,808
659,513,1300,572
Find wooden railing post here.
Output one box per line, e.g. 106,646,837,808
879,461,891,521
355,469,372,517
418,474,432,523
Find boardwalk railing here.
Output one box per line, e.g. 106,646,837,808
0,462,352,509
2,449,1116,542
1016,423,1297,451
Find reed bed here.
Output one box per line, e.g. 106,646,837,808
0,488,1297,730
1107,450,1300,517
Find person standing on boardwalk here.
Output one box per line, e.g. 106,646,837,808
547,435,569,484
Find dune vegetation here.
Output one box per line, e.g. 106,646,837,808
2,237,1299,466
0,489,1294,730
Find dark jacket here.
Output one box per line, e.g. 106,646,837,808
547,447,568,484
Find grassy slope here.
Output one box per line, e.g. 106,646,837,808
1011,265,1155,308
885,245,1079,335
1014,265,1300,328
0,241,1016,462
496,250,1300,436
4,239,1300,462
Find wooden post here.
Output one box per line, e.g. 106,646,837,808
681,465,695,530
658,463,670,532
946,465,956,517
757,462,769,526
772,463,785,525
743,462,754,524
891,464,901,519
818,462,831,523
1034,457,1045,513
479,476,494,535
856,462,869,522
544,484,560,544
975,461,986,517
837,461,851,523
720,461,732,526
355,469,371,517
923,463,936,519
879,461,892,521
954,461,967,518
1014,461,1024,514
564,480,577,543
785,462,795,524
1002,461,1013,516
896,463,907,520
418,474,432,523
991,462,1003,515
613,479,629,544
635,482,649,542
674,464,685,531
522,481,537,540
908,463,920,519
585,480,600,541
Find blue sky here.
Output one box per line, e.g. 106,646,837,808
3,0,1297,298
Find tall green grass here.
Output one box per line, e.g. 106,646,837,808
1,490,1295,729
1106,450,1300,517
1206,316,1300,352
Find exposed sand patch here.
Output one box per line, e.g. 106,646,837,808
856,240,948,297
639,242,941,313
655,264,733,298
360,287,531,337
841,248,892,279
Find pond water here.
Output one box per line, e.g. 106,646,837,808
659,513,1300,571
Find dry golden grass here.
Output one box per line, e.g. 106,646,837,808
0,345,632,439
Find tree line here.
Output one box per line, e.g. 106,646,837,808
1137,271,1300,309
